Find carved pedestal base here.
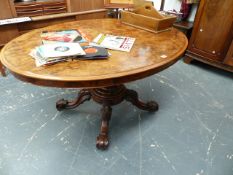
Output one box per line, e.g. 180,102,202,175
56,84,158,149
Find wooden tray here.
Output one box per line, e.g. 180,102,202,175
121,4,176,33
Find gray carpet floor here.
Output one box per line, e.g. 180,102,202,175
0,59,232,175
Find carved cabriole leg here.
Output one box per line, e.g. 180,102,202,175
125,89,159,112
56,89,92,111
96,105,112,149
0,61,6,77
90,86,125,149
183,56,193,64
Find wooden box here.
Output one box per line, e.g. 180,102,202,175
121,4,176,33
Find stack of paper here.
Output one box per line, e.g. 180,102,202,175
30,43,86,67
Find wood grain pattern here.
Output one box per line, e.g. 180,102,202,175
68,0,104,12
1,19,188,88
75,11,107,20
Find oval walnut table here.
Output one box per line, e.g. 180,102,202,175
0,19,188,149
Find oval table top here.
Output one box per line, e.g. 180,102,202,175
0,18,188,88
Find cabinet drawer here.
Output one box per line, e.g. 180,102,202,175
44,7,67,15
16,10,44,17
15,4,43,12
43,1,67,14
44,2,66,8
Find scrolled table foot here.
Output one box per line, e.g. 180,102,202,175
96,105,112,149
56,99,69,111
96,134,109,150
145,101,159,112
125,89,159,112
56,89,92,111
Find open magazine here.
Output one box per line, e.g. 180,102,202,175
90,33,135,52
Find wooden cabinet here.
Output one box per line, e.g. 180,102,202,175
185,0,233,72
0,0,19,47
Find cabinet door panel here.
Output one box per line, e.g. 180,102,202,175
69,0,104,12
191,0,233,61
0,0,19,46
0,0,14,19
0,25,18,47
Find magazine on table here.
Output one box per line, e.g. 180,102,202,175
40,29,88,44
90,33,135,52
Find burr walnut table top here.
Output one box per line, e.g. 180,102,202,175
0,19,188,88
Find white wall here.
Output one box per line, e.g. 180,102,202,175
188,4,197,22
152,0,197,22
